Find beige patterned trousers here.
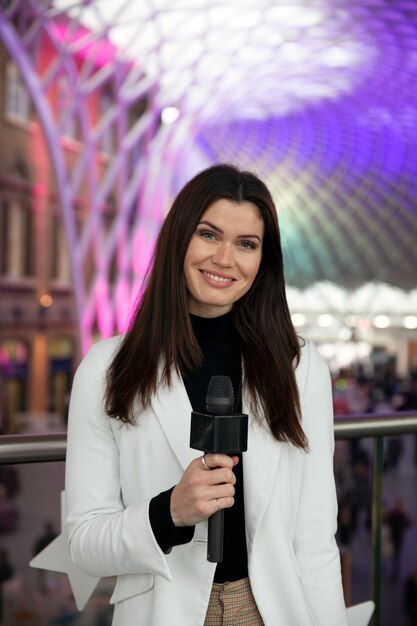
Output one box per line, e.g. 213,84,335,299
204,577,264,626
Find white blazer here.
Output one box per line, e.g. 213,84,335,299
65,337,348,626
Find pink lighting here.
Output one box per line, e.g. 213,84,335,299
132,228,154,284
2,0,417,356
51,21,119,70
115,278,131,332
95,276,113,338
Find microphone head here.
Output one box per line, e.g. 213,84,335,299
206,375,234,415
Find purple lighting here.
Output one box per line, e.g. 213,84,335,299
1,0,417,351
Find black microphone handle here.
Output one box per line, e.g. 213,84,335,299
207,507,224,563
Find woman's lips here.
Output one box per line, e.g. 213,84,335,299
199,269,235,286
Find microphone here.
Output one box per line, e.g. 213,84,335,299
190,375,248,563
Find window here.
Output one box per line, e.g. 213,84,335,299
5,61,30,122
1,198,34,278
0,338,29,434
0,200,8,274
48,336,74,421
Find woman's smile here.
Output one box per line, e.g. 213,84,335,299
199,269,236,286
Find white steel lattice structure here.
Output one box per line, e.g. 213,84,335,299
0,0,201,353
1,0,417,352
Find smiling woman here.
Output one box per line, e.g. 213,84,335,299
184,199,264,317
66,164,348,626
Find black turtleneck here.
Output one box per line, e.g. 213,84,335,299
148,311,248,583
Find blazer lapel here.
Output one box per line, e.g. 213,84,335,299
242,391,282,547
243,353,308,546
151,371,200,471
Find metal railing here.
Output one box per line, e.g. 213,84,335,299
0,431,67,463
334,411,417,626
0,411,417,626
1,411,416,464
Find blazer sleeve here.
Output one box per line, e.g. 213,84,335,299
294,341,348,625
65,341,172,581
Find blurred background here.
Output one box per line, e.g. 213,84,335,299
0,0,416,624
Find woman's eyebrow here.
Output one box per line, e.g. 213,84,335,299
198,220,223,233
197,220,261,242
237,233,262,242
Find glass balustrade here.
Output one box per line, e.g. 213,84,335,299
0,414,415,626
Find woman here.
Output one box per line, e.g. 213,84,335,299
65,164,348,625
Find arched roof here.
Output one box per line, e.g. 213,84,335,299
1,0,416,346
49,0,417,290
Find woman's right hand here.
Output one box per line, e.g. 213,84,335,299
170,453,238,527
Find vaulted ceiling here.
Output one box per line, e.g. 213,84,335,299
2,0,417,344
54,0,417,290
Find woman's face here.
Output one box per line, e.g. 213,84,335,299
184,198,264,318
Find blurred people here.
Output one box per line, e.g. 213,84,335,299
0,466,20,500
0,547,14,622
404,565,417,626
351,449,372,533
337,491,355,606
33,520,57,556
381,500,395,578
0,548,13,582
384,498,412,581
397,375,417,467
337,492,355,548
32,520,58,594
0,484,18,534
384,436,404,472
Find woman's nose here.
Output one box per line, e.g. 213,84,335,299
213,242,234,267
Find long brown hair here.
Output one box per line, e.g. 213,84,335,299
105,164,307,449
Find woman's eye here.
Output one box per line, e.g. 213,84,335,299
240,240,256,250
199,230,216,240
